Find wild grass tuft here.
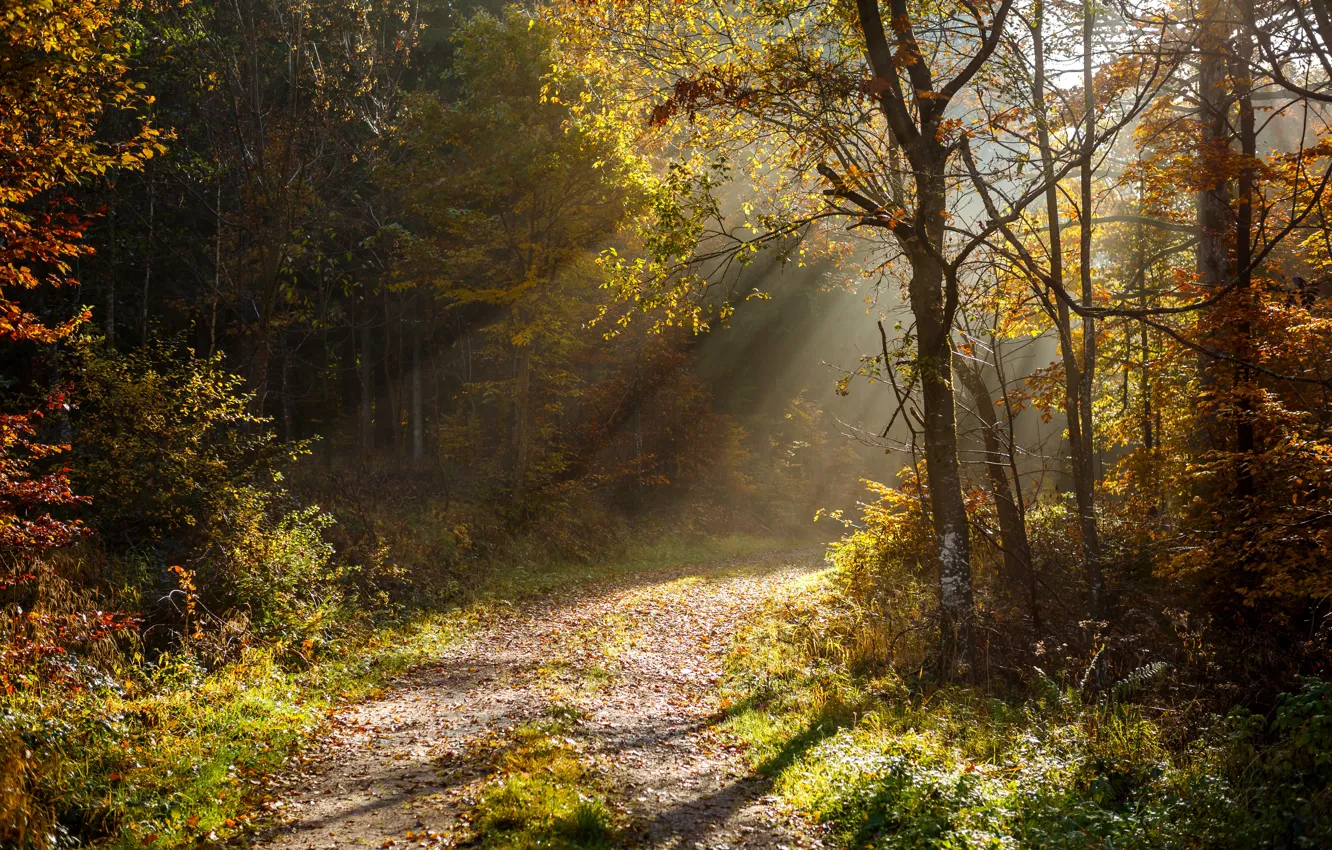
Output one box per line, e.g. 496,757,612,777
721,572,1332,850
469,708,620,850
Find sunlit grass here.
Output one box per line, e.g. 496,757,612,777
469,707,621,850
721,572,1332,850
4,533,797,849
1,615,463,850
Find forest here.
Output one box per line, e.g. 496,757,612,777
2,0,1331,847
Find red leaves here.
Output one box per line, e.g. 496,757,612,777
650,70,752,126
0,398,91,552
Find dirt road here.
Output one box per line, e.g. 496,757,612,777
259,549,825,850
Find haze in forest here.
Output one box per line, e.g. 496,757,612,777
2,0,1332,847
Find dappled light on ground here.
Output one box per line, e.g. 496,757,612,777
262,550,825,850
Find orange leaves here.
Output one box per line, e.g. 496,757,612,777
1,0,159,345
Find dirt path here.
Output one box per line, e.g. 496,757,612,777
260,549,825,850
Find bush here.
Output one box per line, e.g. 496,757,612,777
200,486,343,650
66,336,294,546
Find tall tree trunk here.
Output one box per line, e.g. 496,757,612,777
374,307,396,450
1137,207,1153,454
1196,2,1230,451
359,299,374,457
412,319,425,463
1034,1,1101,613
340,323,359,419
1079,0,1103,616
1232,18,1257,499
251,334,270,419
957,357,1034,608
911,237,974,680
849,0,1008,680
209,182,221,359
513,344,532,501
141,167,155,345
106,208,116,349
280,333,293,443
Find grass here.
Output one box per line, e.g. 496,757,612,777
2,614,463,849
468,704,621,850
1,532,799,849
719,570,1332,850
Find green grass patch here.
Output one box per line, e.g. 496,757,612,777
720,572,1332,850
468,706,621,850
2,614,461,849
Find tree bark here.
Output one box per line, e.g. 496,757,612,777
1079,0,1103,617
359,298,374,457
956,357,1034,607
374,311,396,450
340,323,359,420
1033,1,1101,613
1233,17,1257,499
141,166,155,346
106,208,116,349
513,344,532,500
412,319,425,463
911,237,974,680
1196,2,1230,452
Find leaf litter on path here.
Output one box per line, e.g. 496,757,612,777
258,549,826,850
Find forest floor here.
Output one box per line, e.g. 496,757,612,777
257,548,827,850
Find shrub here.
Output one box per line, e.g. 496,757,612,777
66,336,295,545
201,486,343,649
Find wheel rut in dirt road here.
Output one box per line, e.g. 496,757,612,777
261,549,826,850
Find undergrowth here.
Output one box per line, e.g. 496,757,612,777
0,533,791,849
721,570,1332,850
1,615,461,849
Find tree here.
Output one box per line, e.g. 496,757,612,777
556,0,1071,676
0,0,157,556
382,10,645,499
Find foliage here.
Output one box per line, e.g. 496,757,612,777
0,0,160,344
0,610,460,850
201,487,342,647
722,570,1332,850
0,0,159,705
818,473,937,673
67,337,294,542
0,399,88,552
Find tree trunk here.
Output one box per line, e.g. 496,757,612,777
910,238,974,680
1034,3,1101,613
1079,0,1103,617
251,334,270,420
359,300,374,457
340,323,359,419
141,167,155,345
280,333,293,443
374,311,396,450
1196,4,1230,451
412,320,425,463
513,344,532,500
209,182,221,359
957,358,1034,607
1233,20,1257,499
106,208,116,349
